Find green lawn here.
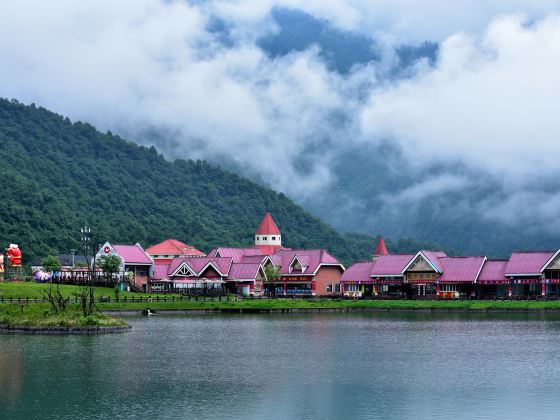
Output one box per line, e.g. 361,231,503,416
3,282,560,312
0,281,176,300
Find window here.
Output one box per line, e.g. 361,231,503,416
441,285,457,292
335,283,341,293
326,283,333,293
263,236,267,240
271,236,276,240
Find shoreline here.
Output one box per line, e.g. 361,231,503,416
0,324,132,334
101,306,560,315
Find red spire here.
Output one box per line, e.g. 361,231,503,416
256,212,281,235
373,237,389,256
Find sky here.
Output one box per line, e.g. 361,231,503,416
1,0,560,237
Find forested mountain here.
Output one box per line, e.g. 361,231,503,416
0,99,439,264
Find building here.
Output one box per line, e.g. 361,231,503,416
206,213,345,296
96,242,154,292
150,255,266,295
254,212,283,255
146,239,206,264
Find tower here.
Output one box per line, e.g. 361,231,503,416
255,212,282,250
372,237,389,261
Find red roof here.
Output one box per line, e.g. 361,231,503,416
146,239,205,257
373,238,389,256
256,212,280,235
505,252,554,275
256,245,282,255
113,244,152,265
478,260,508,282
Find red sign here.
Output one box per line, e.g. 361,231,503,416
104,246,110,254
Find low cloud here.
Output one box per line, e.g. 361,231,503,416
2,1,560,241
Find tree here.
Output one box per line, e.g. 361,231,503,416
98,255,121,277
264,264,281,298
42,255,61,273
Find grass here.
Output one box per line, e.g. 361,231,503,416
0,304,127,328
0,281,178,299
3,282,560,312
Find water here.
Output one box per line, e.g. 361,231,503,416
2,312,560,419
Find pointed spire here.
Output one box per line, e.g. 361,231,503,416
256,212,281,235
373,237,389,257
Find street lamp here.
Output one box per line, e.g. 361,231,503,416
81,226,91,281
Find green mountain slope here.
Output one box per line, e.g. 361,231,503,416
0,99,437,264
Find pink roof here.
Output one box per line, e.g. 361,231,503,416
373,238,389,256
420,250,447,272
341,262,375,282
146,239,205,257
478,260,508,282
437,257,485,282
113,244,152,265
505,252,554,275
228,263,262,280
240,255,267,264
208,247,264,263
256,212,281,235
168,257,233,276
273,249,343,275
371,255,413,276
153,264,170,280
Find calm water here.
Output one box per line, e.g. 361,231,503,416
2,312,560,419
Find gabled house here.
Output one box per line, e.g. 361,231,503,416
150,256,266,295
96,242,154,292
146,239,205,264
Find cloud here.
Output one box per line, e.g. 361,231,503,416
2,1,560,241
360,14,560,225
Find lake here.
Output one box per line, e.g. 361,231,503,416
2,312,560,419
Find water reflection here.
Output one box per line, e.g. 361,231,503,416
2,312,560,419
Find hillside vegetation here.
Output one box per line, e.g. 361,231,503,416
0,99,438,264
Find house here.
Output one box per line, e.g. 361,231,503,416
95,242,154,292
266,249,345,296
146,239,206,264
150,256,266,295
207,213,345,296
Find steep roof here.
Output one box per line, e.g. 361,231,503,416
113,244,152,265
373,238,389,256
273,249,343,275
168,256,233,277
478,260,508,282
420,250,447,272
146,239,205,257
371,255,414,276
341,261,375,282
505,252,554,275
437,257,485,282
256,212,281,235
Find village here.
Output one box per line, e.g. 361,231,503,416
2,213,558,300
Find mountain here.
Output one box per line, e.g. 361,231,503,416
0,98,439,264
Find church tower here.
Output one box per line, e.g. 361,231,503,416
372,237,389,261
255,212,282,251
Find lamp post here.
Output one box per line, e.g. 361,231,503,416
81,226,91,282
70,249,76,268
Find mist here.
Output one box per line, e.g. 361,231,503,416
1,0,560,253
